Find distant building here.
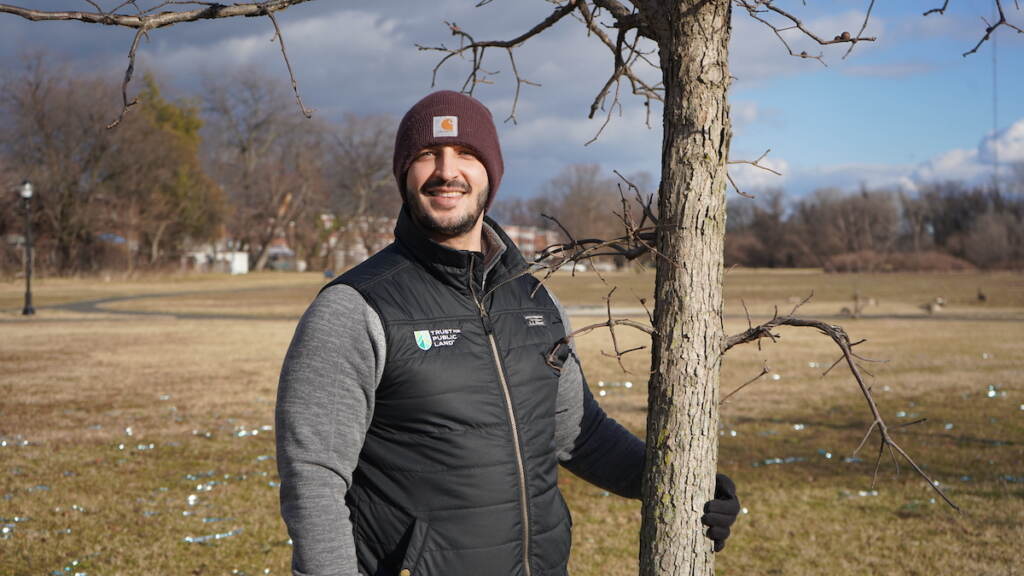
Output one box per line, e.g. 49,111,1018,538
181,234,249,274
502,225,563,261
330,216,397,270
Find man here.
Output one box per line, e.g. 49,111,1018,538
276,90,739,576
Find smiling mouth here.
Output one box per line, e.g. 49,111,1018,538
424,188,467,197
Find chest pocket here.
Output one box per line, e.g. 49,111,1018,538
376,316,505,436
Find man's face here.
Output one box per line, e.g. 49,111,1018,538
404,145,489,241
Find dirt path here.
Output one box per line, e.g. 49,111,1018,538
2,288,1020,324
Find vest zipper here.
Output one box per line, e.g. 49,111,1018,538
470,254,532,576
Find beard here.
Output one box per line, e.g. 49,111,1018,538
407,177,489,240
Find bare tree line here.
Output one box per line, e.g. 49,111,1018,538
725,179,1024,271
498,168,1024,272
0,54,400,277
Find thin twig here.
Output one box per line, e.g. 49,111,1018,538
106,21,148,128
265,7,313,118
720,362,770,405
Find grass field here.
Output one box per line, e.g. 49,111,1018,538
1,269,1022,575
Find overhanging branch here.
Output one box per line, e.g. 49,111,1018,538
1,0,316,126
0,1,315,28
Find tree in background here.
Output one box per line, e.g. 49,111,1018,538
0,57,224,274
116,74,225,270
202,70,327,271
324,113,401,264
489,194,561,229
0,55,120,273
543,164,622,240
724,188,798,268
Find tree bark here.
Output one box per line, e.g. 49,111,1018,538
639,1,732,575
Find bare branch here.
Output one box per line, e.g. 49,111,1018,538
0,1,314,28
415,0,578,119
843,0,877,59
734,0,877,64
106,21,149,129
546,306,656,374
503,47,540,125
265,7,313,118
923,1,951,16
723,306,959,510
1,0,316,125
726,148,783,198
720,362,770,405
576,0,662,142
727,172,756,199
962,0,1024,57
418,0,661,140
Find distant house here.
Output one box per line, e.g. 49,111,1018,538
503,225,563,261
181,236,248,275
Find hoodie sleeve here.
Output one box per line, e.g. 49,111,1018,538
275,283,386,576
549,291,646,500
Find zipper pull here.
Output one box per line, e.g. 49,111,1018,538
480,310,494,334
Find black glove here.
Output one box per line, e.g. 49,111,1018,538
701,473,740,552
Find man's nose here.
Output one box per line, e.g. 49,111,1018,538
433,148,460,181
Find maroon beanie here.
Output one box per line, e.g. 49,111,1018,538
393,90,504,209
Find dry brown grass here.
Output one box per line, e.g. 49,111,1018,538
1,269,1021,575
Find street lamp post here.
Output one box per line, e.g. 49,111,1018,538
19,180,35,316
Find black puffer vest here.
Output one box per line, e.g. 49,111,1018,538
325,208,572,576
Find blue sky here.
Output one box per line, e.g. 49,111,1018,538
1,1,1022,199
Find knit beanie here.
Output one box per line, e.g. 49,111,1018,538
393,90,504,210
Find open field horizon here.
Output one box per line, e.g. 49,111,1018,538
2,269,1022,575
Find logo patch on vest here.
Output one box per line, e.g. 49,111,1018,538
524,314,546,327
433,116,458,137
414,328,462,350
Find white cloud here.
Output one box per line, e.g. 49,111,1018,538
151,10,405,79
786,117,1024,195
794,162,917,193
911,148,986,184
909,118,1024,187
980,119,1024,163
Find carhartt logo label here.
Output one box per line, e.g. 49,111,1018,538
433,116,458,137
525,315,546,327
413,328,462,350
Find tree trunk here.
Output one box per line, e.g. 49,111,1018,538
150,220,169,265
253,240,271,272
639,1,732,575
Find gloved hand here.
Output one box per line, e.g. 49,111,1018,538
701,473,740,552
